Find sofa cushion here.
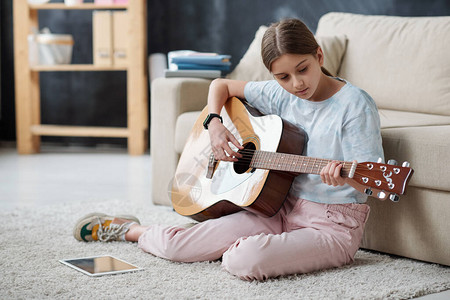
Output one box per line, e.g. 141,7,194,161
316,13,450,116
379,109,450,129
381,125,450,192
226,25,347,81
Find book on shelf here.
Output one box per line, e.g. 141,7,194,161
175,63,231,71
112,11,129,67
168,50,232,70
171,54,231,66
164,69,222,79
93,11,113,66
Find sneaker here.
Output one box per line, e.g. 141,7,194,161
73,212,140,242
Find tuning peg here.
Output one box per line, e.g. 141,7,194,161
387,159,398,165
402,161,411,167
364,188,373,196
377,191,387,199
389,193,400,202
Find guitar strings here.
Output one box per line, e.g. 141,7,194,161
211,161,388,185
227,149,348,164
212,156,391,186
215,152,351,172
219,149,392,175
220,150,343,164
214,157,352,172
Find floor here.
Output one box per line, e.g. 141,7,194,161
0,144,448,299
0,143,152,211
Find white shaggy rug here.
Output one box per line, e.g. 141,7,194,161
1,199,449,299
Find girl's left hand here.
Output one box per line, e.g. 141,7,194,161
320,161,346,186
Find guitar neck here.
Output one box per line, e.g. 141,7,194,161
250,150,353,177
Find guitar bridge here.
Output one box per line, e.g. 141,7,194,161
206,153,218,179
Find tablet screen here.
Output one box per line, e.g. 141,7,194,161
60,255,142,277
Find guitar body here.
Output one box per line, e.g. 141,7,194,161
171,97,306,222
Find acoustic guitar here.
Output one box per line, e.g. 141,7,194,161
171,97,414,222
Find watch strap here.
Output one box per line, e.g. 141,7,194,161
203,113,223,130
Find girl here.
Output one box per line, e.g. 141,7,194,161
74,18,384,281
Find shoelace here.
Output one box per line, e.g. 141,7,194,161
96,217,130,242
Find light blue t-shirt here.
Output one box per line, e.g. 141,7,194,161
244,79,384,204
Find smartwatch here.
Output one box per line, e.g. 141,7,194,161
203,113,223,130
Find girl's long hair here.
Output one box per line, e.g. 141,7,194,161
261,18,332,76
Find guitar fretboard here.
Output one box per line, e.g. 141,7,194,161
250,150,352,177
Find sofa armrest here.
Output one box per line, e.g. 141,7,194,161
150,77,212,206
151,77,212,114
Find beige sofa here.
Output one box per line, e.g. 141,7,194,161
151,13,450,266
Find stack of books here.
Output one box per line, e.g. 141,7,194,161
164,50,231,79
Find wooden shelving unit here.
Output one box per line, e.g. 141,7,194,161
28,3,128,10
31,64,128,72
13,0,148,155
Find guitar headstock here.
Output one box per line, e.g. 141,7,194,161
351,159,414,202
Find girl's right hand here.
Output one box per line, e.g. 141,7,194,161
208,118,243,162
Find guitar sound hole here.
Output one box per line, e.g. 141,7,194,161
234,142,256,174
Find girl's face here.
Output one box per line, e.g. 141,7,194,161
271,49,324,101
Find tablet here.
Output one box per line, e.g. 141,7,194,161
59,255,143,277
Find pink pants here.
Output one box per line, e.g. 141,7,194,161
138,196,370,281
